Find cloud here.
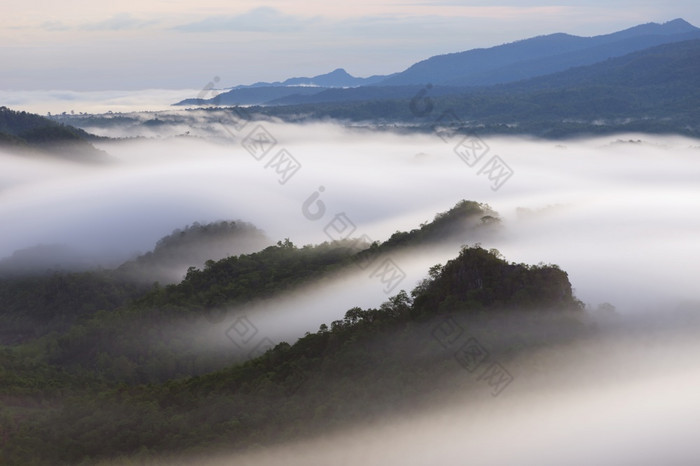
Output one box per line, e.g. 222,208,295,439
40,20,70,31
0,89,202,115
80,13,158,31
38,13,158,32
174,7,319,33
3,117,700,466
2,117,700,315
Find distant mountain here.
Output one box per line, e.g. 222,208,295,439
174,68,393,106
377,18,700,86
175,86,326,106
253,38,700,137
236,68,391,89
500,38,700,92
175,18,700,108
0,106,107,161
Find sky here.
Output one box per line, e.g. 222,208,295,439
2,0,700,92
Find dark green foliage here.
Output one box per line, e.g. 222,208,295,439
0,272,148,345
1,243,583,465
136,238,359,311
12,201,493,386
411,246,579,315
0,202,585,465
139,201,494,313
0,221,268,345
116,220,270,284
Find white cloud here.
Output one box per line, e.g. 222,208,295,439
1,118,699,312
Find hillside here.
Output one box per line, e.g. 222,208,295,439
377,18,700,86
0,220,270,345
248,39,700,137
0,210,583,464
174,18,700,109
14,201,494,382
116,220,271,284
0,107,107,161
501,38,700,91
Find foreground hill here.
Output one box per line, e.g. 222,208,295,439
1,216,583,464
16,201,495,383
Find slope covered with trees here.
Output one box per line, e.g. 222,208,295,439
1,239,584,465
0,107,107,161
0,221,270,345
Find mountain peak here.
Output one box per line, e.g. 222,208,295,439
326,68,351,76
661,18,698,32
610,18,699,39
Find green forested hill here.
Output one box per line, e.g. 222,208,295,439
0,200,585,465
0,107,106,160
1,247,583,465
0,221,268,345
9,201,493,384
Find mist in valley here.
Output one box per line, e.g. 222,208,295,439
2,117,699,311
102,305,700,466
2,116,699,464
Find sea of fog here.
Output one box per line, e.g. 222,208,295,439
2,115,700,465
140,309,700,466
2,118,699,316
0,89,204,115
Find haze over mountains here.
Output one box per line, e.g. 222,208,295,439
176,18,700,107
379,18,700,87
3,14,700,466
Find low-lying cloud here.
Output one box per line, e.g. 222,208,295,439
2,119,699,315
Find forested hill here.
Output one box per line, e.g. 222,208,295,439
116,220,271,285
136,200,497,312
0,106,106,161
2,240,583,465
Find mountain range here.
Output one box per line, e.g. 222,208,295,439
174,18,700,107
229,37,700,137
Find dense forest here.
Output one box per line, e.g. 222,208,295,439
0,221,271,345
0,201,586,465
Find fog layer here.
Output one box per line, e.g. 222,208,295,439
2,120,698,313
